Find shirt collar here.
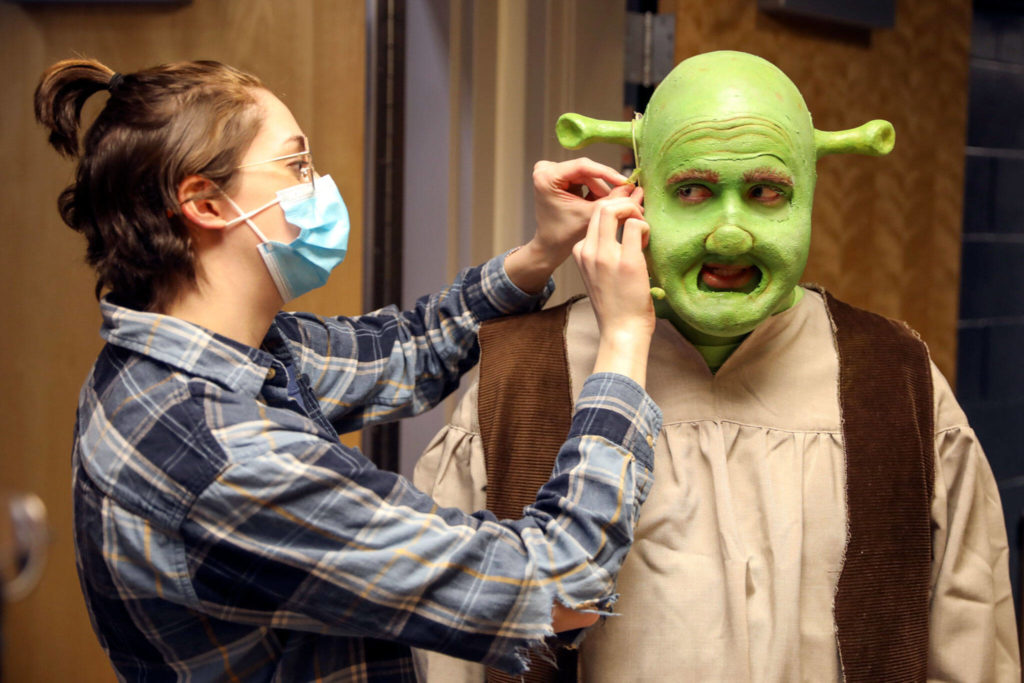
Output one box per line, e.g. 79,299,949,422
99,298,276,396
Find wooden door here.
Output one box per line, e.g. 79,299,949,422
0,1,364,679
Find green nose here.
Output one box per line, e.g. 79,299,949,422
705,225,753,256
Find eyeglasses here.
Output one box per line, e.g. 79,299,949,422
236,135,316,190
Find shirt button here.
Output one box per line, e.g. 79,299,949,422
645,434,654,446
266,367,276,380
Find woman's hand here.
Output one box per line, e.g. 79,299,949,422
552,602,600,632
573,193,654,387
504,158,636,294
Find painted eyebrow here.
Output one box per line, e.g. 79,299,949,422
743,168,794,186
666,168,720,184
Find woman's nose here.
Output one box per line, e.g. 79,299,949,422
705,224,753,257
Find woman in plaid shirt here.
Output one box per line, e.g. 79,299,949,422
35,58,661,682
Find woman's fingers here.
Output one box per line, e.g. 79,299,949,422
620,217,646,254
583,177,613,198
542,157,628,187
622,217,651,252
575,198,646,276
534,158,630,202
595,199,624,248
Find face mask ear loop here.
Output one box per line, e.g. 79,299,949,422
246,220,271,243
219,190,277,242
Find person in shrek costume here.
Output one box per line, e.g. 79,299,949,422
413,51,1019,682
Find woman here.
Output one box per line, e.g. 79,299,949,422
35,58,659,681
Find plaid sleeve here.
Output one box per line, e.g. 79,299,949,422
288,252,554,430
175,372,659,675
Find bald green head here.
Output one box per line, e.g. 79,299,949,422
639,50,817,186
558,51,894,351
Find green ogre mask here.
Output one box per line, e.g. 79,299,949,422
557,51,894,364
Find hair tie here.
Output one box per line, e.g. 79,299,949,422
108,72,125,93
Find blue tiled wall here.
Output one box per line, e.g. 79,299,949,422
960,5,1024,616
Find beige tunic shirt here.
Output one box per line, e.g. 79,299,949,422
413,290,1020,682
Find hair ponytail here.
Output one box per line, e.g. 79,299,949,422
34,58,115,159
34,58,264,311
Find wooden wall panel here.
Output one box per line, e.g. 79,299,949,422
662,0,971,382
0,1,364,680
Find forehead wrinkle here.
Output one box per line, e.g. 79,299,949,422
656,115,797,160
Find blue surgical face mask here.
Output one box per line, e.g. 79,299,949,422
224,174,350,302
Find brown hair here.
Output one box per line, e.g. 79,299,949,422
34,58,265,311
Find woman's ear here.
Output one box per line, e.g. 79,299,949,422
178,175,232,230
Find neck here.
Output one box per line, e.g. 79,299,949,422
160,263,282,349
667,317,745,372
664,286,803,369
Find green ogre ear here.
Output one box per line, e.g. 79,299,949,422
556,112,897,162
556,113,636,150
814,120,895,158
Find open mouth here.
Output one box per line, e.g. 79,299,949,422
699,263,762,292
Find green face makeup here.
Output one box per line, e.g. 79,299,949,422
557,50,894,352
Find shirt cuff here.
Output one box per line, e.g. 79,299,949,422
466,250,555,321
569,373,662,471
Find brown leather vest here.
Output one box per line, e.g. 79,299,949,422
477,291,934,683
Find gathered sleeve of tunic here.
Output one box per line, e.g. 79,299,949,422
927,366,1020,682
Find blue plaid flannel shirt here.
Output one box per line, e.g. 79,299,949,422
72,255,661,682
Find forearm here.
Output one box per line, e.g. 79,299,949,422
185,374,658,675
415,373,658,665
312,253,552,427
524,373,658,587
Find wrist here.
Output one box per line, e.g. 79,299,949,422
504,240,563,294
602,322,655,347
520,237,569,273
593,327,652,386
